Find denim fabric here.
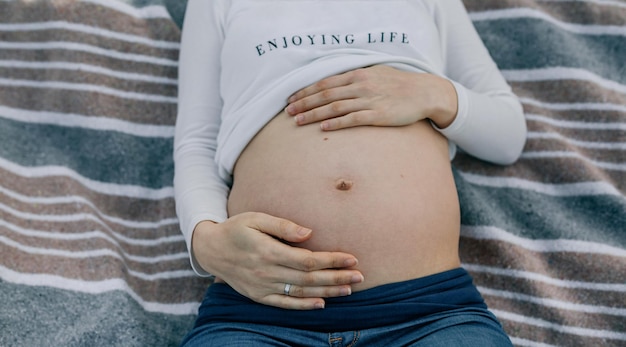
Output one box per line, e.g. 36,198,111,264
181,268,512,346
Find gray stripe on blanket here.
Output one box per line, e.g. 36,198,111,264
0,280,195,347
0,118,174,189
474,19,626,83
455,171,626,247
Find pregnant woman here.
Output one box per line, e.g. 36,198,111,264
174,0,527,345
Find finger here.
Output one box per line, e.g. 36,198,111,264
247,212,313,242
281,282,352,298
262,294,326,310
279,247,360,272
294,99,364,126
288,73,352,104
279,265,364,286
287,85,358,117
287,268,364,293
320,110,382,131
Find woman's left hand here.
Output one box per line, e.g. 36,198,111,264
285,65,458,130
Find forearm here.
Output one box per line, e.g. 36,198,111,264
175,0,230,276
174,146,229,276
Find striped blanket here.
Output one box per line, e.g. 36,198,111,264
0,0,623,346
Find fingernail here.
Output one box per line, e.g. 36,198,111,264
340,287,351,296
314,302,325,309
320,121,329,130
344,258,357,267
295,115,304,124
352,274,364,283
286,104,294,115
298,227,312,237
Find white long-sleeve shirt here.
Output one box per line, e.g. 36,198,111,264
174,0,527,276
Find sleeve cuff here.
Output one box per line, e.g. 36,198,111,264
184,213,227,277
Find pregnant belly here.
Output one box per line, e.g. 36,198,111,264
228,111,461,291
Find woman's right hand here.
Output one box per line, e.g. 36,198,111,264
192,212,364,310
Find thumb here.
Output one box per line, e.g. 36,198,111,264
250,213,313,243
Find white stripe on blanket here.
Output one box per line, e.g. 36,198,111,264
0,265,199,315
520,97,626,113
469,8,626,36
520,151,626,171
82,0,172,19
492,309,626,340
0,235,188,265
527,132,626,150
0,21,179,49
479,286,626,316
502,67,626,94
457,171,623,196
2,219,182,247
525,113,626,131
0,105,175,138
461,225,626,257
0,0,172,19
0,157,174,199
0,78,177,103
537,0,626,10
0,185,178,229
0,60,177,85
464,263,626,292
0,41,177,66
0,201,178,232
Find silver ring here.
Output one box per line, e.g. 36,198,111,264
284,283,292,296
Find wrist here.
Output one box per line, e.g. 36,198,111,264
191,220,218,272
428,76,458,129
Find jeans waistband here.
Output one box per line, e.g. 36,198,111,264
195,267,487,332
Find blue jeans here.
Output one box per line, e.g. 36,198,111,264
181,268,512,346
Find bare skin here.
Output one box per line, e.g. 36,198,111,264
192,66,460,310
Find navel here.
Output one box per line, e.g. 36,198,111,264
335,178,353,191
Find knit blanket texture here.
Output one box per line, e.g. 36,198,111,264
0,0,624,346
